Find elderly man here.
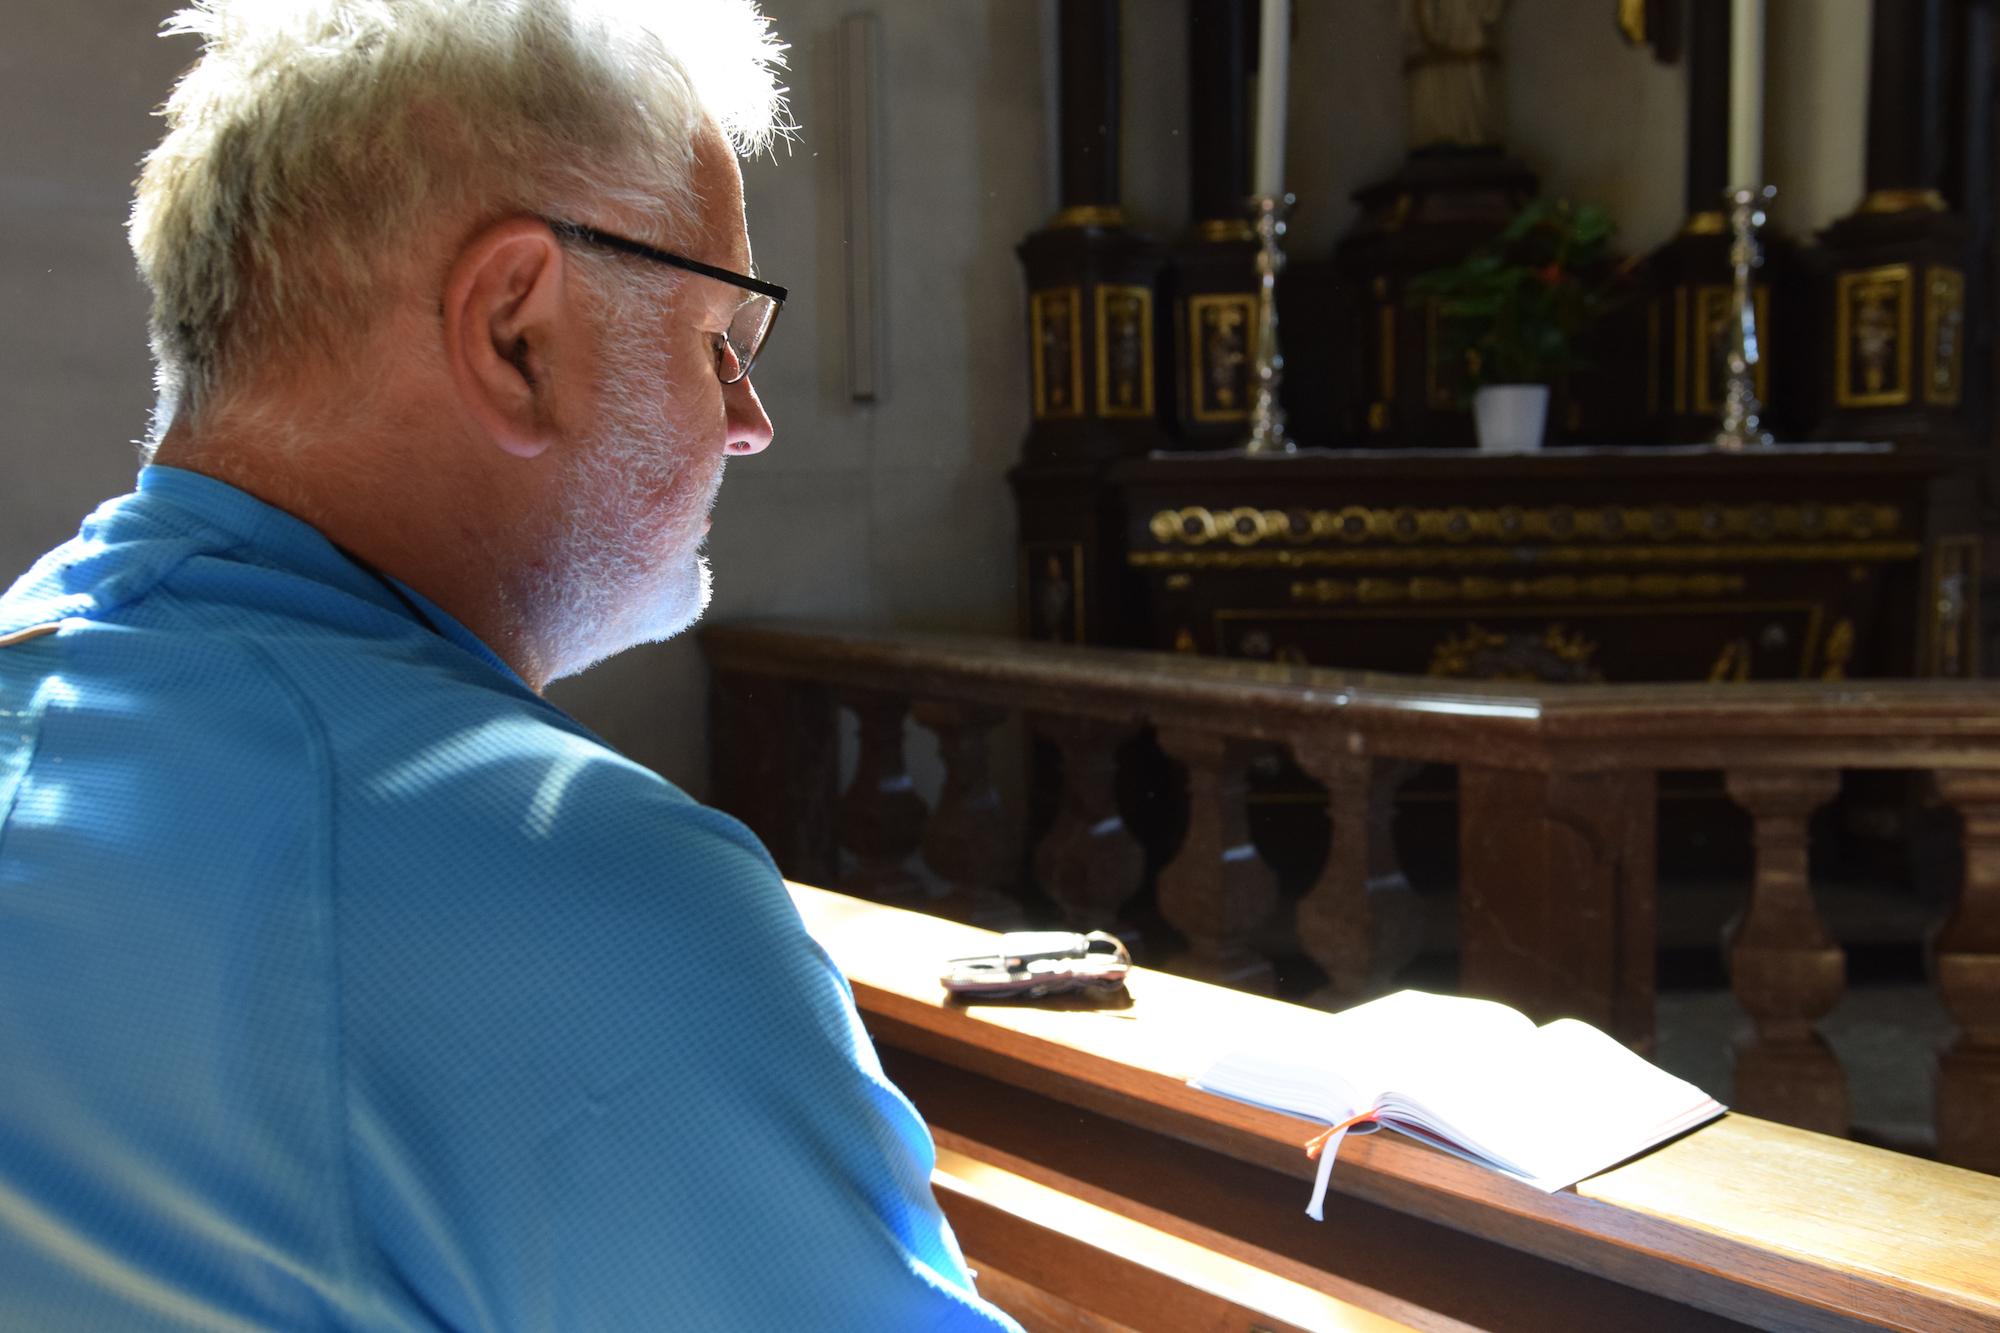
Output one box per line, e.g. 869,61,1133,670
0,2,1018,1329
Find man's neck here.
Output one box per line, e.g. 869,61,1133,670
152,415,560,693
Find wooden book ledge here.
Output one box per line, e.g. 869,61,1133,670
790,884,2000,1333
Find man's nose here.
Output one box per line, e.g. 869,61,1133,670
724,376,773,455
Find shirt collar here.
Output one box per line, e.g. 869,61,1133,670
134,464,534,694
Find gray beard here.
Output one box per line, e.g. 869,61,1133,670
530,345,719,685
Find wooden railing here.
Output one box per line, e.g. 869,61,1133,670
701,620,2000,1173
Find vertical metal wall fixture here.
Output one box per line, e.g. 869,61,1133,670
837,13,882,403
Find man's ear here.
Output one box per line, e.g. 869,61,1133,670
440,218,574,460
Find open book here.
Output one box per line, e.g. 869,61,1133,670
1189,990,1725,1218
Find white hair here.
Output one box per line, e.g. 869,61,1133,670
129,0,789,445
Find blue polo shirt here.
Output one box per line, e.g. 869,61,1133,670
0,467,1017,1331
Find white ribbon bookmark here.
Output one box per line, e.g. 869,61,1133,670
1305,1125,1346,1221
1304,1116,1379,1221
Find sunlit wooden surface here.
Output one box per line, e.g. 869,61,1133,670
794,883,2000,1332
937,1143,1423,1332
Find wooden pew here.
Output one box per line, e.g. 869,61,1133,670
789,884,2000,1332
934,1144,1423,1331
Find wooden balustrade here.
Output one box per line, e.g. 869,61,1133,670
1153,727,1280,991
1027,713,1145,930
702,620,2000,1172
1934,771,2000,1174
834,688,928,903
911,699,1014,925
1725,768,1847,1134
1292,751,1423,1004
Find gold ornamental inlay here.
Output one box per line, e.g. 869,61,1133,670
1130,541,1921,572
1019,541,1086,644
1288,572,1746,605
1708,639,1752,682
1925,267,1966,408
1146,502,1901,549
1820,618,1855,681
1096,285,1155,418
1050,204,1128,230
1857,188,1947,216
1835,264,1914,408
1429,624,1601,682
1188,293,1255,422
1029,287,1083,419
1617,0,1648,46
1191,218,1255,243
1929,535,1981,678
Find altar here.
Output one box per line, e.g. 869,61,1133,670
1011,1,1995,687
1021,442,1978,683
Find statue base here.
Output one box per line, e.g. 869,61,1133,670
1334,148,1539,447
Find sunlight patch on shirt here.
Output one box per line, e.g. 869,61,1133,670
366,719,607,840
525,751,591,840
35,675,80,710
369,720,594,797
10,777,67,828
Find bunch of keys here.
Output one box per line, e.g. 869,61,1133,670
941,931,1131,1000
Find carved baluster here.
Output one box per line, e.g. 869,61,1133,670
1291,747,1422,1004
835,689,928,904
912,700,1018,927
1725,769,1846,1135
1933,770,2000,1174
1028,714,1145,930
1154,727,1279,992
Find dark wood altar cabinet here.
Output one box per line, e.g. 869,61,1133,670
1018,445,1980,686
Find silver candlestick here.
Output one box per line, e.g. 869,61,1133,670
1244,193,1296,456
1714,185,1777,451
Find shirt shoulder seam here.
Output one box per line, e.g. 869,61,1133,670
221,633,373,1311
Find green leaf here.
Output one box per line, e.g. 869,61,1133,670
1403,194,1623,388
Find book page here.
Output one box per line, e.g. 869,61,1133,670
1192,991,1723,1194
1190,989,1537,1125
1513,1018,1724,1183
1381,1016,1723,1187
1318,990,1536,1102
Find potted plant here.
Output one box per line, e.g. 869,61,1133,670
1408,198,1619,452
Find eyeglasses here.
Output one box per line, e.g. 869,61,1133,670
546,219,786,385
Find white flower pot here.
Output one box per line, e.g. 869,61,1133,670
1472,384,1550,453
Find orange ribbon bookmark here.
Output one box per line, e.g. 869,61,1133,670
1305,1109,1379,1160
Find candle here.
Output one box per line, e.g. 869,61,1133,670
1253,0,1290,198
1728,0,1765,188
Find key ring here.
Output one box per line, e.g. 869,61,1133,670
941,931,1131,999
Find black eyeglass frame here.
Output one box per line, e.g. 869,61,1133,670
545,218,787,384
